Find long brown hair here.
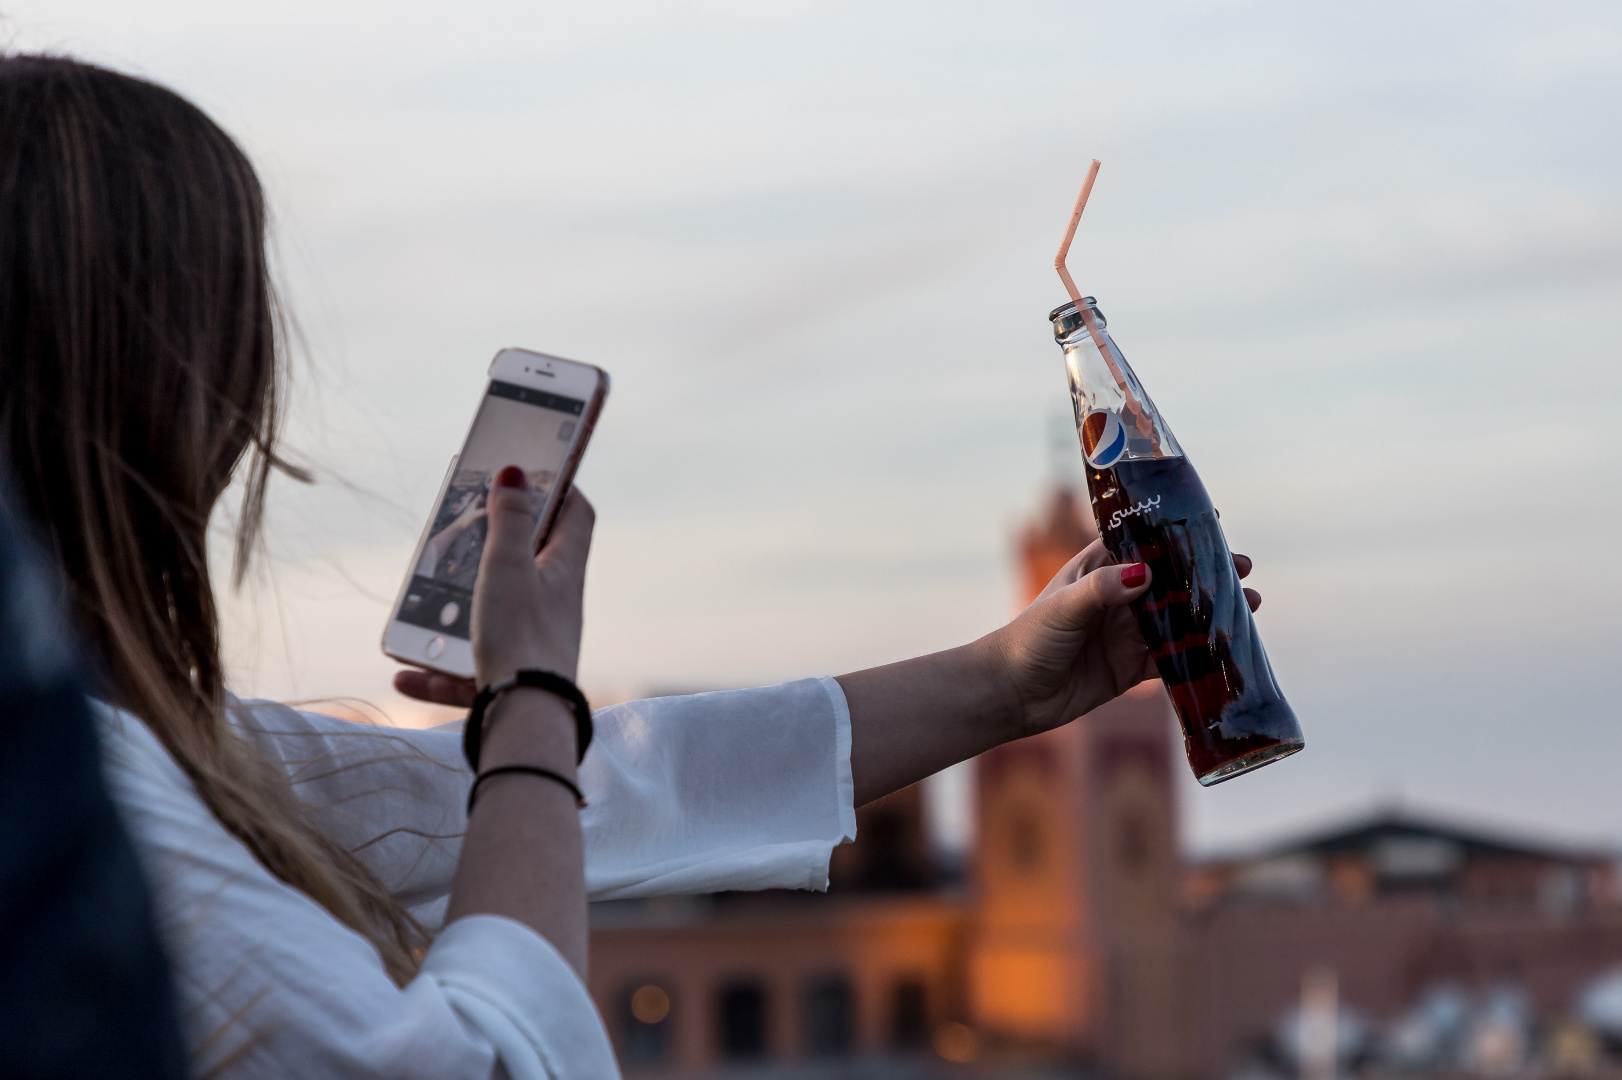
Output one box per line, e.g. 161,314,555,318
0,55,423,983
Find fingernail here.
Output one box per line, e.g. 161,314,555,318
495,465,527,490
1120,563,1147,588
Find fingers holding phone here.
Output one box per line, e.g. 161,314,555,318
383,347,608,681
394,480,594,706
474,470,593,686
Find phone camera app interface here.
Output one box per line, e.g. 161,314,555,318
396,380,585,641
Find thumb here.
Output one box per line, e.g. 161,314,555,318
481,466,537,570
1045,560,1152,629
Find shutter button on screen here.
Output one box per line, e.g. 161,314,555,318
425,636,446,660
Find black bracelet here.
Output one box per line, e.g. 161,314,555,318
463,669,593,773
467,765,586,813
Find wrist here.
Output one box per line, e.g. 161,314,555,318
478,655,579,687
965,630,1032,746
479,689,579,775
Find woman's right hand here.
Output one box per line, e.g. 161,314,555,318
442,466,594,975
393,469,593,706
472,467,592,686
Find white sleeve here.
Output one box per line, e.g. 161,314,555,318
235,676,858,924
96,705,616,1080
579,676,858,899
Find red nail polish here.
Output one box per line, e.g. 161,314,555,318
495,465,527,490
1120,563,1147,588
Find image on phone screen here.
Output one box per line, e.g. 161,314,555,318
394,380,584,641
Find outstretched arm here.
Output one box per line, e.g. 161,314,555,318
838,543,1258,806
397,535,1258,817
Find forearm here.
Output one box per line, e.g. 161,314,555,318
836,633,1022,807
836,551,1176,809
445,690,588,975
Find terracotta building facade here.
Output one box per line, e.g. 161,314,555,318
585,486,1189,1076
1184,810,1622,1075
584,485,1622,1077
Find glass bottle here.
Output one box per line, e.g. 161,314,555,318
1051,296,1304,785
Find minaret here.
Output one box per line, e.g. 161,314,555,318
969,479,1188,1078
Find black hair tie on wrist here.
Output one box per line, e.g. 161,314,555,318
468,765,586,813
462,669,593,773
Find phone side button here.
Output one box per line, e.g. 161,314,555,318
425,636,446,660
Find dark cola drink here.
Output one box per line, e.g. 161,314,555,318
1093,456,1300,781
1051,296,1303,785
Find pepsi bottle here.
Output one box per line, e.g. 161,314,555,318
1051,296,1304,785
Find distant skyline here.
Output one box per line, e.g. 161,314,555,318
6,0,1619,854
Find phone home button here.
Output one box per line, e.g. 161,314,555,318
425,636,446,661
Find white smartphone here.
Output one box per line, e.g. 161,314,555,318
381,347,608,680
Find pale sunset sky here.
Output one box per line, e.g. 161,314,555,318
5,0,1619,853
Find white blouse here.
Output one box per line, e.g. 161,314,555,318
95,677,857,1080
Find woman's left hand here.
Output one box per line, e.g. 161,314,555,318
988,539,1259,740
838,540,1259,804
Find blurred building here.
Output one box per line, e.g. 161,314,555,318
971,487,1185,1076
1185,807,1622,1076
586,485,1186,1076
584,483,1622,1078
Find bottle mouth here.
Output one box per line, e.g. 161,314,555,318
1048,296,1098,321
1049,296,1107,337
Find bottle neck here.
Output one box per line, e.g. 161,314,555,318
1057,299,1132,408
1050,298,1182,464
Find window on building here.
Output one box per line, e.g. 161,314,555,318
1372,836,1464,881
803,975,853,1056
619,982,672,1065
836,794,934,892
891,979,929,1050
718,980,768,1060
1540,866,1584,917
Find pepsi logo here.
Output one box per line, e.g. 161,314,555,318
1081,410,1128,468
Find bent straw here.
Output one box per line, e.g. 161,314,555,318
1054,159,1101,309
1052,160,1161,453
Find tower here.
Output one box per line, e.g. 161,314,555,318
969,484,1188,1077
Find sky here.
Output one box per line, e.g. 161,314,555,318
4,0,1618,854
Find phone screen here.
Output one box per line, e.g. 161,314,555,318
395,380,585,641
